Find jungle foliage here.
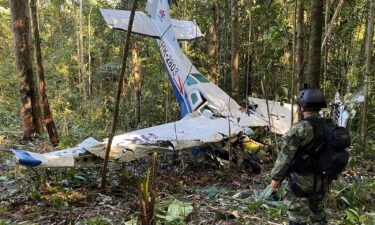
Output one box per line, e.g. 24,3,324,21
0,0,374,224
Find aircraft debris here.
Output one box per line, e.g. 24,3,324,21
10,0,350,170
332,88,365,127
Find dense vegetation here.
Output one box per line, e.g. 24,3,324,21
0,0,374,224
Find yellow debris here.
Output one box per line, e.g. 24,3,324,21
242,139,264,154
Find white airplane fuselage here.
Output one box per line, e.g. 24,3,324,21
148,0,243,118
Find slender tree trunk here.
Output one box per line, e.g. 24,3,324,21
78,0,85,95
321,0,344,50
361,0,374,152
88,2,92,96
291,0,297,125
101,0,138,190
221,0,227,89
336,46,342,92
209,0,220,84
360,15,369,62
245,0,253,100
132,43,141,127
76,33,80,89
296,0,304,92
323,0,329,95
307,0,324,89
30,0,59,146
231,0,239,101
9,0,42,140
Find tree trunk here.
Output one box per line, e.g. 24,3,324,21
321,0,344,50
30,0,59,146
78,0,85,95
132,43,141,127
88,2,92,96
245,0,253,100
296,0,305,92
221,0,229,91
9,0,42,140
361,0,374,151
209,0,220,84
291,0,297,125
323,0,329,95
231,0,239,101
307,0,324,89
101,0,138,190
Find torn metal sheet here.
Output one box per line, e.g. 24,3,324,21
333,89,364,127
238,111,269,128
248,97,298,135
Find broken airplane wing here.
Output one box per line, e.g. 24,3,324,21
12,112,245,167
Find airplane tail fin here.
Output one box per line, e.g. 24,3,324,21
100,0,202,41
146,0,171,21
145,0,172,34
145,0,203,40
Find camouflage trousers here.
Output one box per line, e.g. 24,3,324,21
284,184,327,225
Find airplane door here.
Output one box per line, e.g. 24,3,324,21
188,89,204,111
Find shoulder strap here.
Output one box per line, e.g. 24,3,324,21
301,117,325,155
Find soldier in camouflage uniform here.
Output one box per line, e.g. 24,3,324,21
270,89,329,225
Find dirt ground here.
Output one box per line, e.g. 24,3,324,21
0,141,374,225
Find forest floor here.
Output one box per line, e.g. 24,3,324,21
0,139,375,225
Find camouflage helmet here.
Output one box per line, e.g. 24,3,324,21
297,89,327,110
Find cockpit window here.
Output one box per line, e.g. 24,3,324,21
191,93,198,104
190,73,210,83
186,75,198,86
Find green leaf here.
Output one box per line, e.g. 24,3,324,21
165,199,193,222
346,208,360,223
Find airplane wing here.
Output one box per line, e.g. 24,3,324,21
100,9,203,41
171,19,203,40
100,9,160,38
248,97,298,135
12,138,103,167
12,111,242,168
88,110,242,161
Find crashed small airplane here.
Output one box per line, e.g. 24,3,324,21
11,0,356,168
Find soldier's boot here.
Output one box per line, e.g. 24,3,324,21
289,221,307,225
